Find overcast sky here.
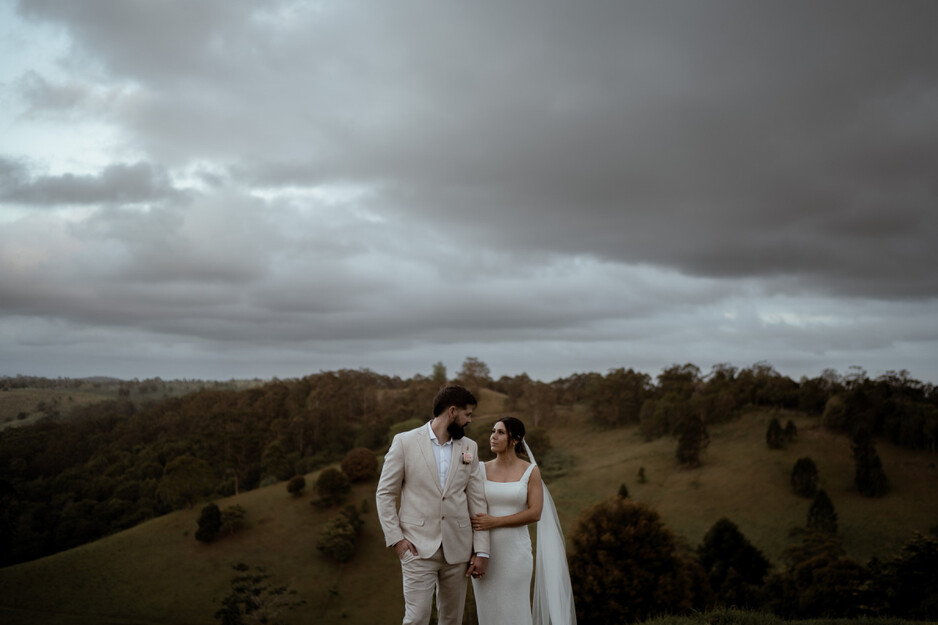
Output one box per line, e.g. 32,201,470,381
1,1,936,385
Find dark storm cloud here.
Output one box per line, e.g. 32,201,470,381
75,0,930,300
4,0,937,382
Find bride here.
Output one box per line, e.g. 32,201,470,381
470,417,576,625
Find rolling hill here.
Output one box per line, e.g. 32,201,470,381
1,394,936,625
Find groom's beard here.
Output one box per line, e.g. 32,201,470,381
448,422,466,440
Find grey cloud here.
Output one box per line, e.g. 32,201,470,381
17,70,93,114
4,1,938,382
0,158,185,205
222,2,938,300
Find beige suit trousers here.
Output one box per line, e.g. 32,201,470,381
400,547,468,625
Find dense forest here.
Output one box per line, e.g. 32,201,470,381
1,361,937,621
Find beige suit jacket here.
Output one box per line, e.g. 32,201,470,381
376,423,490,564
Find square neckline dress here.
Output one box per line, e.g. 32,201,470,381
471,461,537,625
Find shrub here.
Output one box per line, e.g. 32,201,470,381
214,562,304,625
196,503,222,543
287,475,306,497
791,457,819,498
807,489,837,534
569,495,711,624
318,505,364,563
219,505,246,536
315,468,350,507
340,448,378,483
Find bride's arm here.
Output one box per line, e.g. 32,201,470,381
471,467,543,530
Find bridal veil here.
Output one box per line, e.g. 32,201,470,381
524,440,577,625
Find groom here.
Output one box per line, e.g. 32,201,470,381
376,385,490,625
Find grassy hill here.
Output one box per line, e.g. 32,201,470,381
1,391,936,624
0,378,264,431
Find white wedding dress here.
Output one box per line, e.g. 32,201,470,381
472,462,536,625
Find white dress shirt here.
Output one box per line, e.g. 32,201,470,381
427,421,453,489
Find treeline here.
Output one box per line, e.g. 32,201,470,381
512,363,937,452
0,369,444,566
1,362,936,569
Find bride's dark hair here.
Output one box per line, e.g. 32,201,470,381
496,416,527,456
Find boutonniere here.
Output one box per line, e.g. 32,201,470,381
461,449,473,464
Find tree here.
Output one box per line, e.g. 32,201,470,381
157,455,216,508
697,518,771,607
590,368,651,428
821,395,848,430
639,398,690,441
261,441,294,483
457,357,491,395
766,418,785,449
340,447,378,483
807,489,838,534
431,362,447,386
795,555,871,617
525,381,557,427
315,468,350,507
676,414,709,467
783,419,798,442
196,502,222,543
569,496,711,624
657,363,702,400
852,428,889,497
768,529,870,618
869,530,938,619
791,457,819,498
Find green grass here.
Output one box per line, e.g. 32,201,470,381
1,397,937,624
0,388,114,430
544,407,938,563
0,472,403,625
0,379,265,431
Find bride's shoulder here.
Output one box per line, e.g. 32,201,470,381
521,461,538,479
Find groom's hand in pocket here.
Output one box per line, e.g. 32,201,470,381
395,539,418,561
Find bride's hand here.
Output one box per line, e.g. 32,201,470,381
471,513,496,531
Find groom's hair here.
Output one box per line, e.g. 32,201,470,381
432,385,477,417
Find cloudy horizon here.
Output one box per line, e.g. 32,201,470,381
2,0,937,385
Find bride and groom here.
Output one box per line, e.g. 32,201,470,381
376,385,576,625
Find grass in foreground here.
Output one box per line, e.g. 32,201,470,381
643,609,937,625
